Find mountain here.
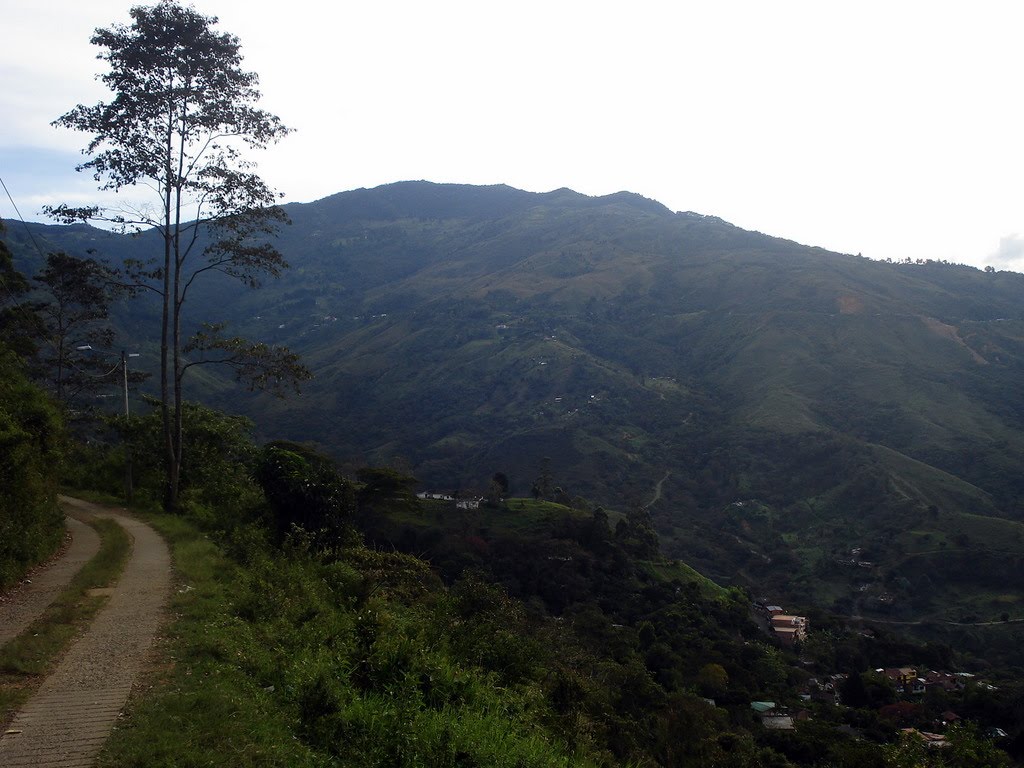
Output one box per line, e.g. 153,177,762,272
10,181,1024,651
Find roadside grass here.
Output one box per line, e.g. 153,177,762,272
0,518,130,724
99,513,592,767
98,513,328,767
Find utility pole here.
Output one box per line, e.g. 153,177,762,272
75,344,139,504
121,350,140,504
122,350,133,503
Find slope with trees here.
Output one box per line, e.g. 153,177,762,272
16,181,1024,651
30,251,119,407
56,417,1019,767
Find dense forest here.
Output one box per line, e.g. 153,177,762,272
44,402,1024,766
0,225,64,589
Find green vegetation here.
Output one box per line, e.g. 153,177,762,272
99,514,589,767
36,401,1007,766
31,250,119,407
0,223,62,588
882,725,1010,767
0,347,64,589
0,518,130,723
71,427,783,765
8,177,1024,760
14,181,1024,644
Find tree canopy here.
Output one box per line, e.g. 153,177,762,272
32,252,117,406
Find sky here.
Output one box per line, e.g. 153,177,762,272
3,1,1024,271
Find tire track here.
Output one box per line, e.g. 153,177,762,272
0,497,170,768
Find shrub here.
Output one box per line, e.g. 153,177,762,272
0,349,63,587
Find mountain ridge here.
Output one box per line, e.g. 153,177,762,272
8,180,1024,646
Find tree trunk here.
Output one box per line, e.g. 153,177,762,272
161,117,176,513
169,143,186,514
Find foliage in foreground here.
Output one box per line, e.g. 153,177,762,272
88,434,777,766
0,347,64,588
79,408,1018,766
100,516,591,768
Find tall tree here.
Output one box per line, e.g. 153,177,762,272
33,252,116,406
46,0,309,510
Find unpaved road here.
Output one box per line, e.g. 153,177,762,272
0,496,170,768
644,470,671,509
0,516,100,647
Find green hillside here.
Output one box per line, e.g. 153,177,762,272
11,181,1024,641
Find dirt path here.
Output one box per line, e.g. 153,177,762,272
0,516,100,648
0,496,170,768
644,470,671,509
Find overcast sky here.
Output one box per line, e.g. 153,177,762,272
3,1,1024,271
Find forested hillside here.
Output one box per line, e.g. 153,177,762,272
10,181,1024,641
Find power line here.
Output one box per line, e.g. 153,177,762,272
0,173,50,265
0,173,55,358
64,355,123,380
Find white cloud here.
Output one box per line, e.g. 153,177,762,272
989,234,1024,272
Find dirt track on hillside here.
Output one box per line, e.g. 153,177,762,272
0,497,170,768
0,516,100,648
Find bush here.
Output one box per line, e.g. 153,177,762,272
255,444,356,541
120,399,262,524
0,349,64,587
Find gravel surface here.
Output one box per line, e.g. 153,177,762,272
0,516,100,648
0,497,170,768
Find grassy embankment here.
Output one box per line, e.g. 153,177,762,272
96,509,594,767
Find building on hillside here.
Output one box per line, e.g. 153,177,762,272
760,713,795,730
801,677,840,705
900,728,949,749
415,492,483,509
416,492,454,501
771,614,808,645
939,710,961,726
751,701,801,731
878,667,918,694
922,670,966,693
774,627,802,647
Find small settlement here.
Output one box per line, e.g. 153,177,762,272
415,491,482,510
748,602,1009,746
